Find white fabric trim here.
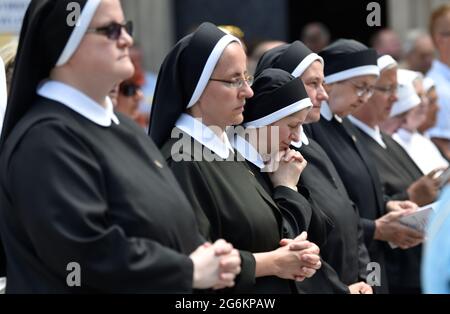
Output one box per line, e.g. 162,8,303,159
56,0,101,66
0,56,7,134
377,55,397,71
243,98,312,128
320,101,342,122
320,101,333,121
37,80,119,126
324,65,380,84
291,53,324,78
290,125,309,148
230,134,265,169
175,113,234,159
348,115,386,148
186,34,241,109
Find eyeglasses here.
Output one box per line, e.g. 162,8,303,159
346,81,375,98
86,21,133,40
374,84,397,96
120,83,141,97
209,75,254,89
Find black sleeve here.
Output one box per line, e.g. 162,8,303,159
296,260,350,294
360,217,376,248
7,121,194,293
385,191,410,202
168,158,256,293
273,186,333,247
357,218,372,281
272,186,312,237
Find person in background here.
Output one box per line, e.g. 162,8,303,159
300,22,331,53
0,40,18,133
116,54,145,121
422,183,450,294
418,78,440,135
371,28,403,61
391,71,449,176
401,29,435,74
247,40,286,75
427,4,450,160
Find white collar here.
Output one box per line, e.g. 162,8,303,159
320,101,343,123
229,134,265,169
37,80,119,127
348,115,386,149
291,125,309,148
175,113,234,159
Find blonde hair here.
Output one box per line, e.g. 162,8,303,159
0,40,18,90
429,4,450,36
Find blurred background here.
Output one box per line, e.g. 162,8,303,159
0,0,448,127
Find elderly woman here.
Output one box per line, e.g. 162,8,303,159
149,22,321,293
391,73,449,176
254,40,378,294
0,0,241,293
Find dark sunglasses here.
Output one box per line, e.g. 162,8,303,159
120,83,141,97
86,21,133,40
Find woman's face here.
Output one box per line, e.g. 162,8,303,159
116,82,144,119
419,88,440,132
301,61,329,123
404,79,429,131
263,109,310,154
67,0,134,86
366,67,398,123
325,75,378,117
193,42,254,130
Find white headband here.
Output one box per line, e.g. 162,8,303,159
187,34,241,109
56,0,102,66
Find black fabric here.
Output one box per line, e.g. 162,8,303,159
304,118,389,293
255,41,315,78
319,39,377,77
295,138,371,292
243,68,309,125
0,99,204,293
0,0,89,148
353,127,424,291
162,131,298,293
246,161,348,294
149,22,235,147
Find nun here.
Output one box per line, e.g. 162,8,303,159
391,73,449,176
303,39,410,293
350,61,437,294
149,22,322,293
351,64,439,207
232,68,332,249
0,0,241,293
254,41,375,294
